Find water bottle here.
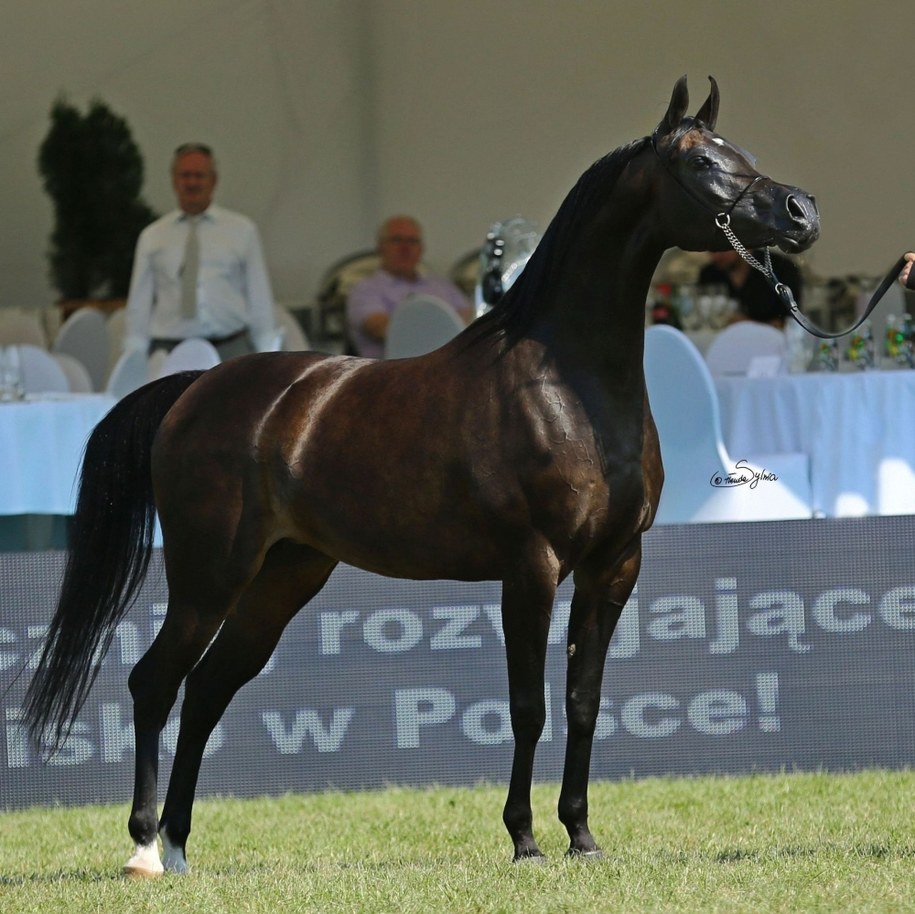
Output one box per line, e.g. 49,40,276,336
672,284,695,327
900,314,915,368
886,314,899,362
0,346,24,401
846,321,874,370
860,321,875,369
784,318,810,373
816,337,839,372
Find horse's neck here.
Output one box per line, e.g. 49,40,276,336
533,223,662,381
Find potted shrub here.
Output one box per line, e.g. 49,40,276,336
37,96,157,316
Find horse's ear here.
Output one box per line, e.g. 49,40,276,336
657,75,690,136
694,75,720,131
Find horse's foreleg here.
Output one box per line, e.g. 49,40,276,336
158,544,338,873
559,540,642,858
500,563,557,862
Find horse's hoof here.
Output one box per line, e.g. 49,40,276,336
123,863,164,879
161,834,189,874
512,851,547,865
567,847,604,862
123,843,164,879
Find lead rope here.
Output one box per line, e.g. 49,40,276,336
715,212,906,340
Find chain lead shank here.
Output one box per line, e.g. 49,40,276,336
714,212,901,340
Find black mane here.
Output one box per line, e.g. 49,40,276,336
470,136,651,345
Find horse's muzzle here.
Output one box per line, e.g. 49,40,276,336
779,189,819,251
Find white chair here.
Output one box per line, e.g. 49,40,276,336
154,338,221,378
703,321,788,377
52,352,93,392
0,309,48,347
106,307,127,374
273,303,310,351
16,344,70,394
147,349,167,381
106,348,150,399
384,295,465,359
53,306,110,391
644,325,813,523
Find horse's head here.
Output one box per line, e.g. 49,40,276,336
650,75,819,256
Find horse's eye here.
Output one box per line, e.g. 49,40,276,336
689,155,714,171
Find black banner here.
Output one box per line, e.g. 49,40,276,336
2,515,915,809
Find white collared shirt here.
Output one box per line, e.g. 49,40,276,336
124,205,278,352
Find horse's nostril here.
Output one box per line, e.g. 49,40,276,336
786,194,807,223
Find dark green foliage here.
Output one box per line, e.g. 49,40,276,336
37,97,158,300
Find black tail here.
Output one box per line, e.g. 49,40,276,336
23,370,203,751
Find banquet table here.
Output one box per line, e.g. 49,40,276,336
715,369,915,518
0,392,116,515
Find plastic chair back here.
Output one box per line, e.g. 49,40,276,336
16,344,71,393
52,352,93,392
106,348,150,399
704,321,787,377
644,325,812,522
384,295,465,359
155,338,221,378
53,306,110,390
273,304,310,351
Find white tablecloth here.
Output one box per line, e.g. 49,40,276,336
715,370,915,518
0,393,116,515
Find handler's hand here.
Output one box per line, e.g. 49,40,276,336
901,252,915,288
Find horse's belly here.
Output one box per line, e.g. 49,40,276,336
283,455,632,585
302,514,505,583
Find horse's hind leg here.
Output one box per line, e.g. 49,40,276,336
157,541,337,873
558,539,642,858
122,510,277,878
123,590,236,878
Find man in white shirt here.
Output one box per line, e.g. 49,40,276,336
123,142,279,358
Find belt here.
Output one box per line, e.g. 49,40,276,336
206,329,247,345
151,329,246,349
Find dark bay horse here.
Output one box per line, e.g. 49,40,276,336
25,76,819,875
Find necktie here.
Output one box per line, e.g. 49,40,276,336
180,216,200,319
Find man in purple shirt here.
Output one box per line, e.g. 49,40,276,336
346,215,471,358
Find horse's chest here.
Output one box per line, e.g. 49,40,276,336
524,410,644,524
531,382,644,480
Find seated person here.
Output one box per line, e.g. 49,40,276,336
346,215,471,358
699,249,803,328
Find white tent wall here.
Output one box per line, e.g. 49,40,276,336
1,1,912,313
367,0,914,287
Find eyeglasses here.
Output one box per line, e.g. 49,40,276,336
174,142,213,157
382,235,421,246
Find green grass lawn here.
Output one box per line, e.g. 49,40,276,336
2,771,915,913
